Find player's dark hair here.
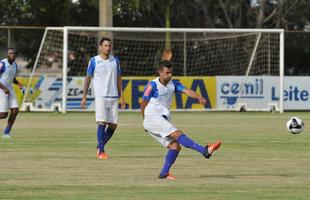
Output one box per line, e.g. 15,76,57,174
7,48,16,55
158,60,172,71
99,37,112,45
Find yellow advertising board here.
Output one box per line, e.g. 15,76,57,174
14,76,216,110
122,76,216,109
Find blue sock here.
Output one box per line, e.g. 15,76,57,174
160,149,179,177
176,134,205,154
104,127,115,145
4,126,12,135
97,124,106,153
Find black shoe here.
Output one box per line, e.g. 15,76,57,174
203,145,211,159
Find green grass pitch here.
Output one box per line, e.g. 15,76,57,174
0,112,310,200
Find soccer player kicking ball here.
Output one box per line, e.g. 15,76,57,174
141,60,221,180
0,48,23,138
81,37,126,159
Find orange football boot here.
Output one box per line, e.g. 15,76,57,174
159,173,176,180
203,141,222,159
97,149,109,159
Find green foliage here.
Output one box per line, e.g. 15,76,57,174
113,0,310,29
0,0,99,26
285,32,310,75
0,0,98,68
1,0,310,74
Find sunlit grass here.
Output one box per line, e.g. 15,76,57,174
0,112,309,200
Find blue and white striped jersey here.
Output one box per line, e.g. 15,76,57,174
142,77,185,119
87,55,121,97
0,58,18,92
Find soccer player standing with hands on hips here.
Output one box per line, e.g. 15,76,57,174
81,37,126,159
0,48,23,138
141,60,221,179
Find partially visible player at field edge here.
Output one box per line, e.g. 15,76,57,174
0,48,23,138
141,60,221,179
81,37,126,159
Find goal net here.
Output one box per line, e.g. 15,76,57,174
21,27,284,112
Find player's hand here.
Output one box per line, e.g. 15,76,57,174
18,82,23,90
120,98,126,110
81,95,87,109
198,96,207,105
3,88,10,95
120,96,126,110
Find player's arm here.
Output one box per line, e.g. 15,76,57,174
13,77,23,89
140,82,154,119
183,88,207,105
140,100,149,120
0,83,9,95
81,58,95,109
173,80,207,105
0,62,9,94
81,75,91,109
117,75,126,109
116,60,126,109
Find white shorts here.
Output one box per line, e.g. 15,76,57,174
95,97,118,124
143,115,178,147
0,90,18,112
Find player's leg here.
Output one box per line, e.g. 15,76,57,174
169,130,221,159
0,112,9,139
0,95,9,119
143,115,180,179
159,141,180,179
1,93,16,138
170,130,205,153
101,98,119,151
3,107,18,136
0,93,9,119
97,122,107,154
95,97,108,158
104,123,117,145
0,112,8,119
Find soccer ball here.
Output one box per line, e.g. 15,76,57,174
286,117,304,134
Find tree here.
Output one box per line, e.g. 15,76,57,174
215,0,307,29
0,0,99,68
1,0,310,74
114,0,174,60
114,0,309,30
113,0,310,75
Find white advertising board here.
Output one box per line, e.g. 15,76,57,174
217,76,310,110
25,76,310,111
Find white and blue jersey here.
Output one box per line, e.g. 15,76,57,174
142,77,185,119
0,58,18,93
0,58,19,111
87,55,121,97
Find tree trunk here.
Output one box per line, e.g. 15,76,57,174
219,0,234,28
256,0,266,28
